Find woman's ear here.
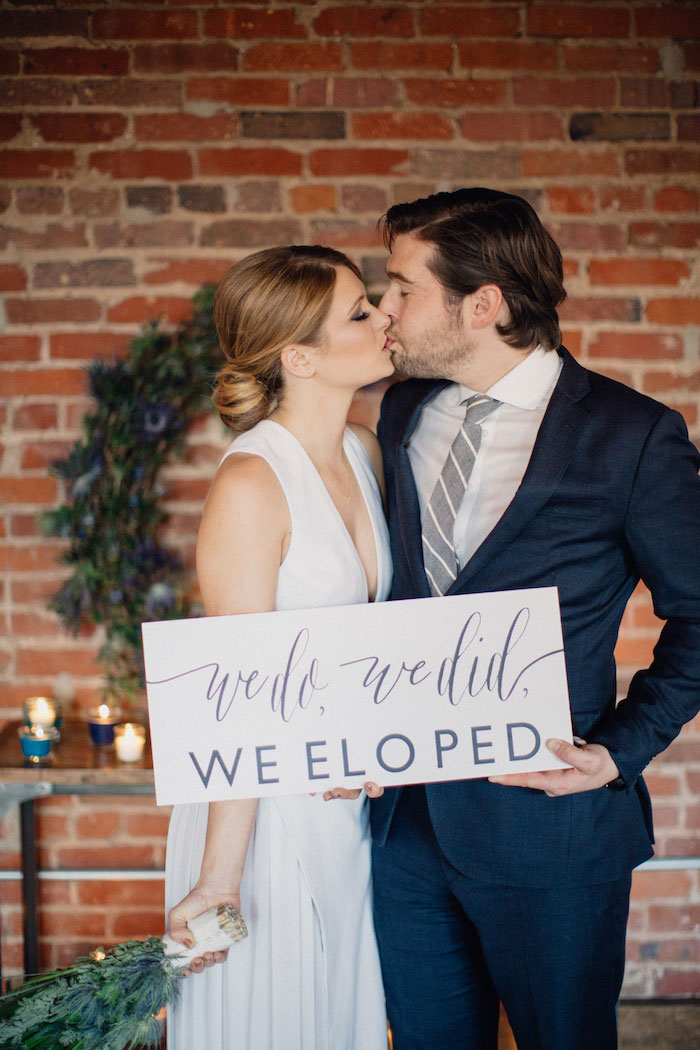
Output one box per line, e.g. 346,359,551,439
279,343,316,379
463,285,504,331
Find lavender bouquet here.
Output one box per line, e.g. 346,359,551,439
0,905,247,1050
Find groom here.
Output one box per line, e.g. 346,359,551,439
370,188,700,1050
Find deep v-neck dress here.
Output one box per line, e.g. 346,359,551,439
165,419,392,1050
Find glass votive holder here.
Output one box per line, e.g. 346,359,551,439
87,704,122,746
114,722,146,763
19,725,59,764
23,696,62,732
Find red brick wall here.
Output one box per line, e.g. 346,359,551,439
1,0,698,997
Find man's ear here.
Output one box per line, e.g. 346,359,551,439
279,343,316,379
463,285,504,331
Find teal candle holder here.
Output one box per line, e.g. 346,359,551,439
19,725,59,763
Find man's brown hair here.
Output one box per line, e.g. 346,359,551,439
382,188,566,351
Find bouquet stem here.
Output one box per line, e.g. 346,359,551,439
0,905,248,1050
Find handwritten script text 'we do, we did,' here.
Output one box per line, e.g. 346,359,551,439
142,590,575,803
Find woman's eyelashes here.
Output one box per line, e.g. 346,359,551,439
351,309,370,322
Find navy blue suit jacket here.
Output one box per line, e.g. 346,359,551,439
371,347,700,886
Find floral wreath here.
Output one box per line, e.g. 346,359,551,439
42,288,221,705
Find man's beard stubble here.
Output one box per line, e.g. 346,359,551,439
387,324,475,381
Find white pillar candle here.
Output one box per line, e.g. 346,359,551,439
114,722,146,762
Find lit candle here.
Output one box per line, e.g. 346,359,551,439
114,723,146,762
23,696,59,731
87,704,122,746
19,724,59,763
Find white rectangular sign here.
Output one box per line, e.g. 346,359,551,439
142,588,573,805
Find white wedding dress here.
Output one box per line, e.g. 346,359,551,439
165,420,392,1050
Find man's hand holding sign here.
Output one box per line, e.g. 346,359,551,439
489,737,620,796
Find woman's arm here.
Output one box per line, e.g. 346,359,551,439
167,452,290,972
166,798,258,970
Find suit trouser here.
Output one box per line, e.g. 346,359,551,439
372,784,631,1050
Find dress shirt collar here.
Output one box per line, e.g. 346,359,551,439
456,345,562,411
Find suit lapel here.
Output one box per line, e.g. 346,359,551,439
448,347,591,591
394,380,449,597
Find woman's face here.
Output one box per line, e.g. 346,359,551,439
314,266,394,391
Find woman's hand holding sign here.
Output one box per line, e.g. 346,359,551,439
323,781,384,801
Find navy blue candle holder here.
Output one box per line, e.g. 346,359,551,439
87,707,122,746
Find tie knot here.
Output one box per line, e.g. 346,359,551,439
461,393,499,425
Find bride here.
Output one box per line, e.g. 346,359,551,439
165,245,394,1049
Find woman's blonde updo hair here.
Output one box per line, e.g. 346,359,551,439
212,245,362,433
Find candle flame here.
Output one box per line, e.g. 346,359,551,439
35,725,45,739
124,723,136,739
36,698,50,715
91,949,106,962
98,704,110,719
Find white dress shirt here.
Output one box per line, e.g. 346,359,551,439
408,346,563,570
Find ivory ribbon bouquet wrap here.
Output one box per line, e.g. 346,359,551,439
142,588,574,804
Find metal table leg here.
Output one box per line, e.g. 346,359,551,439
0,782,152,979
19,800,38,976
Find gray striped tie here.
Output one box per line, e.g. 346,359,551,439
421,394,500,596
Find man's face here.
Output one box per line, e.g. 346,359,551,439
379,233,474,380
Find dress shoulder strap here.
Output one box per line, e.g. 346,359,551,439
220,419,328,533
